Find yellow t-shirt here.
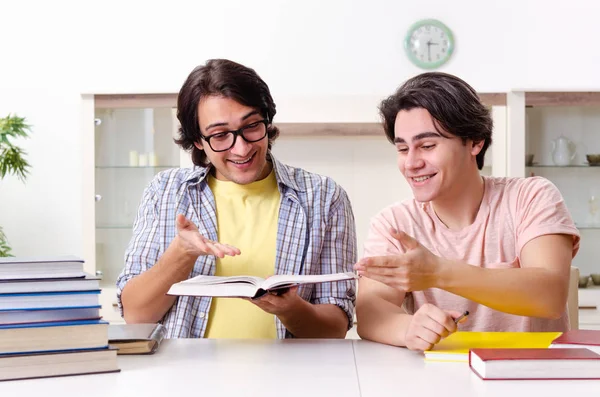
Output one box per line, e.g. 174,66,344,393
204,169,280,339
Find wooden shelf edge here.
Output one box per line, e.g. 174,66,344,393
526,92,600,107
94,94,177,109
478,93,507,106
276,122,385,137
93,92,508,114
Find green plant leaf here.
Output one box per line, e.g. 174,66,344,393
0,114,32,256
0,114,32,182
0,226,12,257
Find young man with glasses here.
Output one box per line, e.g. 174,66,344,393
116,59,357,339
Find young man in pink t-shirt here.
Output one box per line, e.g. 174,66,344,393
354,72,580,351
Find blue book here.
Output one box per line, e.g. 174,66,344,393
0,306,101,325
0,290,100,311
0,274,100,294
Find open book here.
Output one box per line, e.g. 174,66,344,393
167,272,357,299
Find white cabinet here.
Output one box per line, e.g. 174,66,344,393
505,92,600,277
82,94,186,323
579,287,600,330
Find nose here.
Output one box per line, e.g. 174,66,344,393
230,134,252,156
404,150,425,171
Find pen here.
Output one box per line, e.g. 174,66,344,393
454,310,469,324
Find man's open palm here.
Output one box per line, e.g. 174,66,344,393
176,214,241,258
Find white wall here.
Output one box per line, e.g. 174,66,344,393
1,0,600,258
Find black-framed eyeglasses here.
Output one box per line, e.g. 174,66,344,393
200,119,269,152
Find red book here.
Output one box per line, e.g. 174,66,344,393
469,348,600,380
550,330,600,354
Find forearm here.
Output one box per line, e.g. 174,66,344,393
121,236,198,323
277,301,349,338
356,297,412,347
439,260,567,319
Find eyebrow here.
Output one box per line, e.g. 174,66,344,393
394,131,443,144
205,110,261,131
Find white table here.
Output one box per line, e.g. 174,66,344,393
1,339,598,396
0,339,359,397
353,340,598,396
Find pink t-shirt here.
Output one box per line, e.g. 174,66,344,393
363,176,581,332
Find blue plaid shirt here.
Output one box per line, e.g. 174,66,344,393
116,154,357,338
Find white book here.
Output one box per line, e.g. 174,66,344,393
0,255,85,280
0,274,100,294
167,272,357,299
0,291,100,310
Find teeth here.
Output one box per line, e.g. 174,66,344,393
232,156,252,164
413,176,431,182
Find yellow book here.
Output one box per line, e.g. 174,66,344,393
424,331,563,362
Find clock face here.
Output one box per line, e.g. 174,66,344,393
404,19,454,69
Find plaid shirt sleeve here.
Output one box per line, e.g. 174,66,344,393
310,185,357,330
115,176,162,317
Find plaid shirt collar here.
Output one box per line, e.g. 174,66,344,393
182,153,304,192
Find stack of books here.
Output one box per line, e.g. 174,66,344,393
0,256,119,381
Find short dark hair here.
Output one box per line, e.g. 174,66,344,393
175,59,280,166
379,72,492,170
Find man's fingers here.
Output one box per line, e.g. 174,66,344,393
390,229,419,251
176,213,190,230
408,337,434,352
359,267,397,277
179,228,241,257
446,310,468,325
204,241,227,258
357,272,391,285
427,309,458,334
421,316,450,339
354,256,399,269
228,245,242,255
415,327,443,346
188,234,212,254
214,243,241,256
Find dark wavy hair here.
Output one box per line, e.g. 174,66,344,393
174,59,280,166
379,72,492,170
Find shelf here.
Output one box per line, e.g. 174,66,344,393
525,92,600,107
96,225,133,230
527,164,600,168
95,165,179,169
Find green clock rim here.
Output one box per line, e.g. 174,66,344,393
404,18,455,70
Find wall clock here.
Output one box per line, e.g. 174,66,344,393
404,19,454,69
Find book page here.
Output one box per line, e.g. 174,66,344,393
108,323,159,342
261,272,356,290
179,274,264,286
167,282,259,298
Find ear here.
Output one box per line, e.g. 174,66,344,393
194,141,204,151
470,139,484,156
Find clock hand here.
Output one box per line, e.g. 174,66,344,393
427,40,432,62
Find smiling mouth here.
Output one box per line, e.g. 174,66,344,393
229,153,254,165
411,174,436,182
